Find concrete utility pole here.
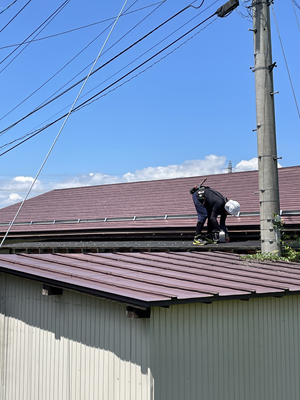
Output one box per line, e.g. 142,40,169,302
252,0,281,254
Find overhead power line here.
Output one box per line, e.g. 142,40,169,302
39,0,220,132
271,5,300,119
0,0,32,34
0,0,71,72
0,8,218,156
0,1,166,49
0,0,18,15
0,0,129,248
79,17,218,111
0,0,165,123
0,0,219,152
293,0,300,10
0,0,204,136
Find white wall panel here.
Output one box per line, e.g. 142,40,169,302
150,297,300,400
0,273,152,400
2,270,300,400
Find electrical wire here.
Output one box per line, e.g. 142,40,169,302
80,17,218,111
292,0,300,32
0,0,18,15
49,10,218,115
0,0,139,120
293,0,300,10
0,0,129,248
0,8,219,156
0,0,215,150
33,0,167,111
0,0,70,71
0,0,164,123
0,1,217,153
0,1,165,49
0,3,71,75
46,0,220,126
0,4,216,152
271,5,300,119
1,1,192,131
0,0,32,34
0,0,203,136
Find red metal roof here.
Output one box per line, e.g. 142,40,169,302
1,251,300,306
0,166,299,234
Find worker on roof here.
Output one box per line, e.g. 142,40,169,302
190,185,240,245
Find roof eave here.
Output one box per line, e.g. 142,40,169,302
0,267,296,309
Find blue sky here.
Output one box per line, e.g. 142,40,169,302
0,0,299,208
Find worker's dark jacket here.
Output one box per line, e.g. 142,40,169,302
204,187,228,233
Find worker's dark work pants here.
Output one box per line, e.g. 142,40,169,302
192,192,208,235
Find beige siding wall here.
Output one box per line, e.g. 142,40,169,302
2,272,300,400
150,298,300,400
0,273,152,400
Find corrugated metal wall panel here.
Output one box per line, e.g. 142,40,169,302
2,271,300,400
0,273,152,400
0,275,7,400
150,297,300,400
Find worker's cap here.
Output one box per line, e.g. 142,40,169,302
225,199,240,216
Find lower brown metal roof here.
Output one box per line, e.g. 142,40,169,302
1,251,300,307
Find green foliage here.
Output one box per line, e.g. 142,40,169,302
241,214,300,263
240,251,293,263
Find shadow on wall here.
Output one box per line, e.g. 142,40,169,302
0,273,151,377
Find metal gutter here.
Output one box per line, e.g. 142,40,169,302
0,210,299,227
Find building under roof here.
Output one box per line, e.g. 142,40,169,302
2,249,300,399
0,166,299,253
1,167,300,399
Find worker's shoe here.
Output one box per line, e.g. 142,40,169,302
193,236,207,245
205,233,217,244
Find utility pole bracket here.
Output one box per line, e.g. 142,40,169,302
268,62,277,72
251,62,276,73
258,154,280,160
217,0,239,17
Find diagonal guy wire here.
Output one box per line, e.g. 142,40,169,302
271,4,300,120
0,0,129,247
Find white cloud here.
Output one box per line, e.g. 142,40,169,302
122,156,227,182
0,176,43,209
2,176,43,192
234,158,258,172
0,156,268,209
53,172,121,189
51,156,228,190
13,176,35,183
5,193,23,203
234,157,282,172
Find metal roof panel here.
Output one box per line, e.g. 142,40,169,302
1,251,300,305
0,166,299,234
